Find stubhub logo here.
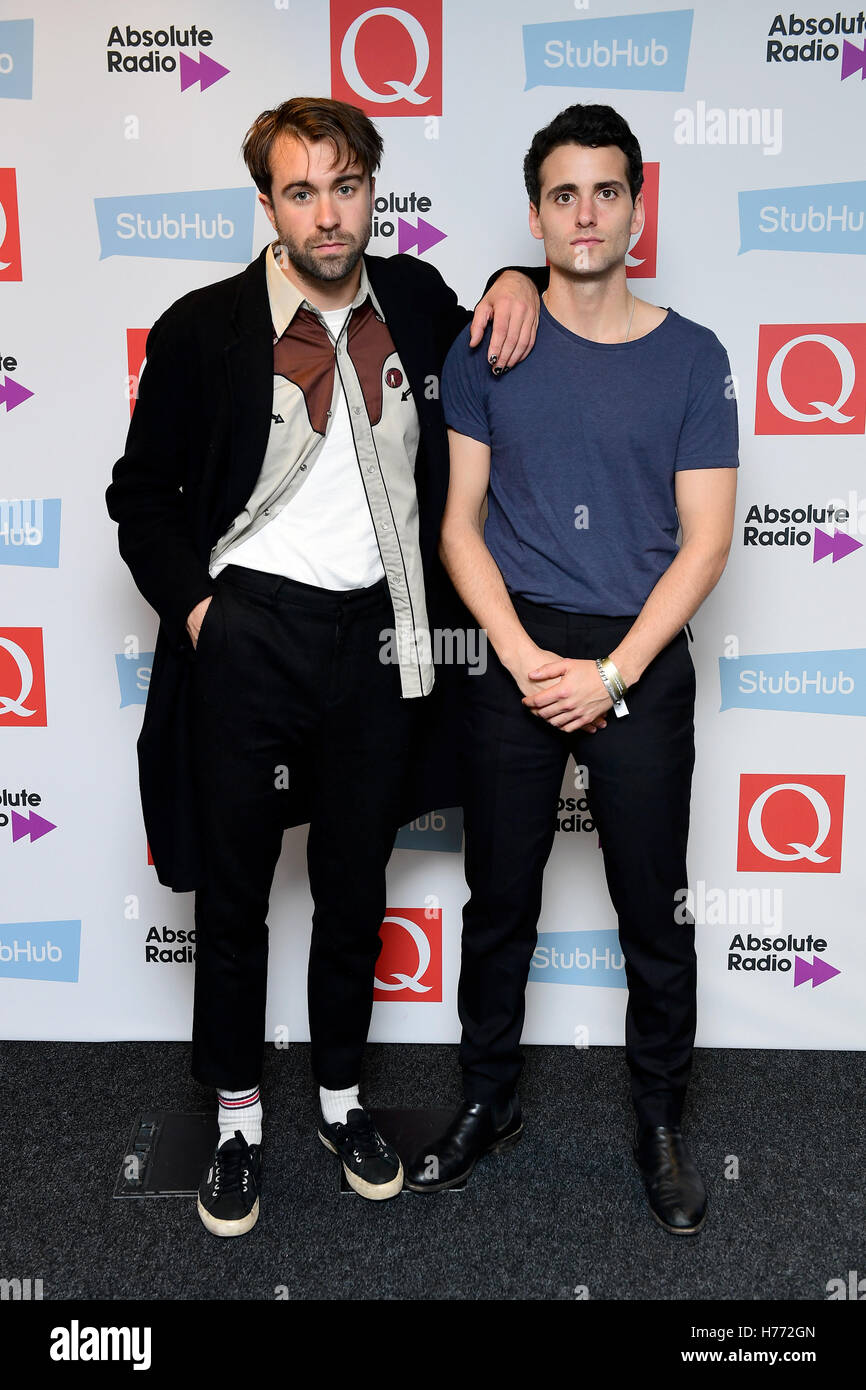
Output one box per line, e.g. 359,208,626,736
529,930,626,988
523,9,693,93
0,19,34,100
116,651,152,706
94,188,256,263
720,649,866,716
739,180,866,256
0,921,81,982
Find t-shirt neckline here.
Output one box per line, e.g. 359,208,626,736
539,297,674,350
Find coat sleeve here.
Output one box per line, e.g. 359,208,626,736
483,263,549,296
105,306,216,650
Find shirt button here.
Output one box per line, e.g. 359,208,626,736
353,407,361,416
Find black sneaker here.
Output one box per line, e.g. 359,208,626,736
318,1108,403,1200
197,1130,262,1236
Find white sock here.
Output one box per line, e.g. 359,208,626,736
217,1085,263,1148
320,1083,361,1126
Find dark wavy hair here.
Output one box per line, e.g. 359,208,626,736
243,97,384,198
523,104,644,207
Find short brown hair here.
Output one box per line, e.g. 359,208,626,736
242,97,384,198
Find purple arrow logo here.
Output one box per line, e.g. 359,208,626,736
841,38,866,80
794,954,841,988
0,375,34,412
11,808,56,843
179,51,230,93
397,216,447,257
813,527,863,564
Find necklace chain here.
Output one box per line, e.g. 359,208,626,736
543,289,636,342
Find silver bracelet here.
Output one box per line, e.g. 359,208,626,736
595,659,630,718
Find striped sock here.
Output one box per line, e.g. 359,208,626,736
217,1085,263,1148
320,1084,361,1127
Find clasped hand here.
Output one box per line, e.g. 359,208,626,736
518,649,611,734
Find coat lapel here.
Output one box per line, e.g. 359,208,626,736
222,247,275,521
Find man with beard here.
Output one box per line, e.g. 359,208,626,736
406,103,738,1235
106,97,539,1235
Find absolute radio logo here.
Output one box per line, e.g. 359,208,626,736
0,351,35,415
754,324,866,434
0,786,56,845
737,774,844,873
369,190,446,256
105,25,230,91
0,168,22,281
741,499,863,564
726,930,841,984
373,908,442,1002
766,12,866,79
145,925,195,963
330,1,443,117
626,162,659,278
0,630,47,726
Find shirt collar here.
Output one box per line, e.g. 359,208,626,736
265,240,383,339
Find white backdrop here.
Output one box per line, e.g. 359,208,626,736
2,0,865,1053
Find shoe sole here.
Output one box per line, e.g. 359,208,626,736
317,1131,404,1200
404,1121,524,1193
632,1154,708,1236
196,1195,260,1237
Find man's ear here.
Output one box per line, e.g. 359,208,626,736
258,191,277,233
370,174,376,201
528,201,544,241
630,189,645,241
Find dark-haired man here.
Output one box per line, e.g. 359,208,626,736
406,104,738,1235
106,97,539,1234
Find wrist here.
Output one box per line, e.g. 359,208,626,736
605,647,641,690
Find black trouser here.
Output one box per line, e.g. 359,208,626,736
189,563,414,1092
459,597,697,1130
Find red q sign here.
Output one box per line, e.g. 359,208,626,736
330,1,443,117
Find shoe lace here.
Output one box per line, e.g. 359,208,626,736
212,1135,253,1197
346,1113,387,1161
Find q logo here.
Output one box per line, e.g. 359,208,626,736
755,324,866,435
0,630,47,725
625,162,659,280
331,0,443,117
126,328,149,417
373,908,442,1001
0,168,22,280
737,774,844,873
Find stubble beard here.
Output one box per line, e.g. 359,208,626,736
275,213,372,285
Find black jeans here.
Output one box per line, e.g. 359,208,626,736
458,597,697,1130
188,564,415,1092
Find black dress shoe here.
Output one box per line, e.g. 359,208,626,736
633,1124,708,1235
404,1097,523,1193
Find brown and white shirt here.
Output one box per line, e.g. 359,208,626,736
209,241,433,698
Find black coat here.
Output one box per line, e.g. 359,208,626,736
106,246,474,891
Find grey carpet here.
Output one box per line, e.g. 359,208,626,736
1,1041,862,1302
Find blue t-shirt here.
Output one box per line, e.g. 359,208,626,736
441,301,739,615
